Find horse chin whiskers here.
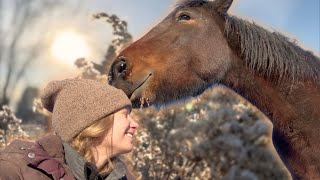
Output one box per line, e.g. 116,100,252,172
138,94,152,109
139,92,152,109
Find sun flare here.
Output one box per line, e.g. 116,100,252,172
51,31,90,66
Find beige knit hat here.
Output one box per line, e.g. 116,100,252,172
40,78,131,142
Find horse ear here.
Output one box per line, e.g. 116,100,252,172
212,0,233,15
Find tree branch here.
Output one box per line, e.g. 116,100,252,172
2,1,32,105
1,0,63,105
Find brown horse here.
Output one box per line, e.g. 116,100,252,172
109,0,320,179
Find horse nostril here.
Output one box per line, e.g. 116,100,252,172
119,61,127,74
114,58,127,76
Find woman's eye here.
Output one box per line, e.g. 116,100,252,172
177,13,191,21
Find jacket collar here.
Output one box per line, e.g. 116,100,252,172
63,142,127,180
63,142,87,180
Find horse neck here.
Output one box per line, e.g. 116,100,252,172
223,56,319,126
223,56,320,178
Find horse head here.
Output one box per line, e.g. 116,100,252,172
109,0,235,108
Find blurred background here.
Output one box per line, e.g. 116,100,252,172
0,0,319,179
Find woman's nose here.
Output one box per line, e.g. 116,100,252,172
129,115,139,129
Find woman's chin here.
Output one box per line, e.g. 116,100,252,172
125,145,134,153
118,145,134,154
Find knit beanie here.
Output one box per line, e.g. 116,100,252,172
40,78,131,142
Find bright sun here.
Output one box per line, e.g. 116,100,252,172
51,31,90,66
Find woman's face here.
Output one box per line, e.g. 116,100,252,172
102,107,139,157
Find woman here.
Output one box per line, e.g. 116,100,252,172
0,78,139,180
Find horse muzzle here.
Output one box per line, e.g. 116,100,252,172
109,57,154,107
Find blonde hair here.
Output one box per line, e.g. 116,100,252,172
69,114,115,173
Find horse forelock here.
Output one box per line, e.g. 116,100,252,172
224,16,320,82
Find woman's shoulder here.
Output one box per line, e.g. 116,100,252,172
0,134,65,170
0,138,35,163
0,135,61,165
1,134,62,155
1,139,34,152
0,135,74,180
0,139,35,179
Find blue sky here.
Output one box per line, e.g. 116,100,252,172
233,0,319,51
89,0,319,51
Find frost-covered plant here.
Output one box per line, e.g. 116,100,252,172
93,12,132,50
0,105,27,149
93,12,133,73
129,88,291,180
74,58,108,82
33,98,50,116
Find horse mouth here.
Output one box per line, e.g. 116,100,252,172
129,73,152,106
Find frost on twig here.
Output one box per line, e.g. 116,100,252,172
74,58,108,83
0,105,28,149
33,98,50,116
92,12,133,73
92,12,132,49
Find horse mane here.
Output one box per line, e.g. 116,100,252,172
176,0,320,82
224,16,320,82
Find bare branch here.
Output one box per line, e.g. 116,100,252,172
0,0,3,82
2,1,32,104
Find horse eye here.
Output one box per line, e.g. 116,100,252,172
177,13,191,21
